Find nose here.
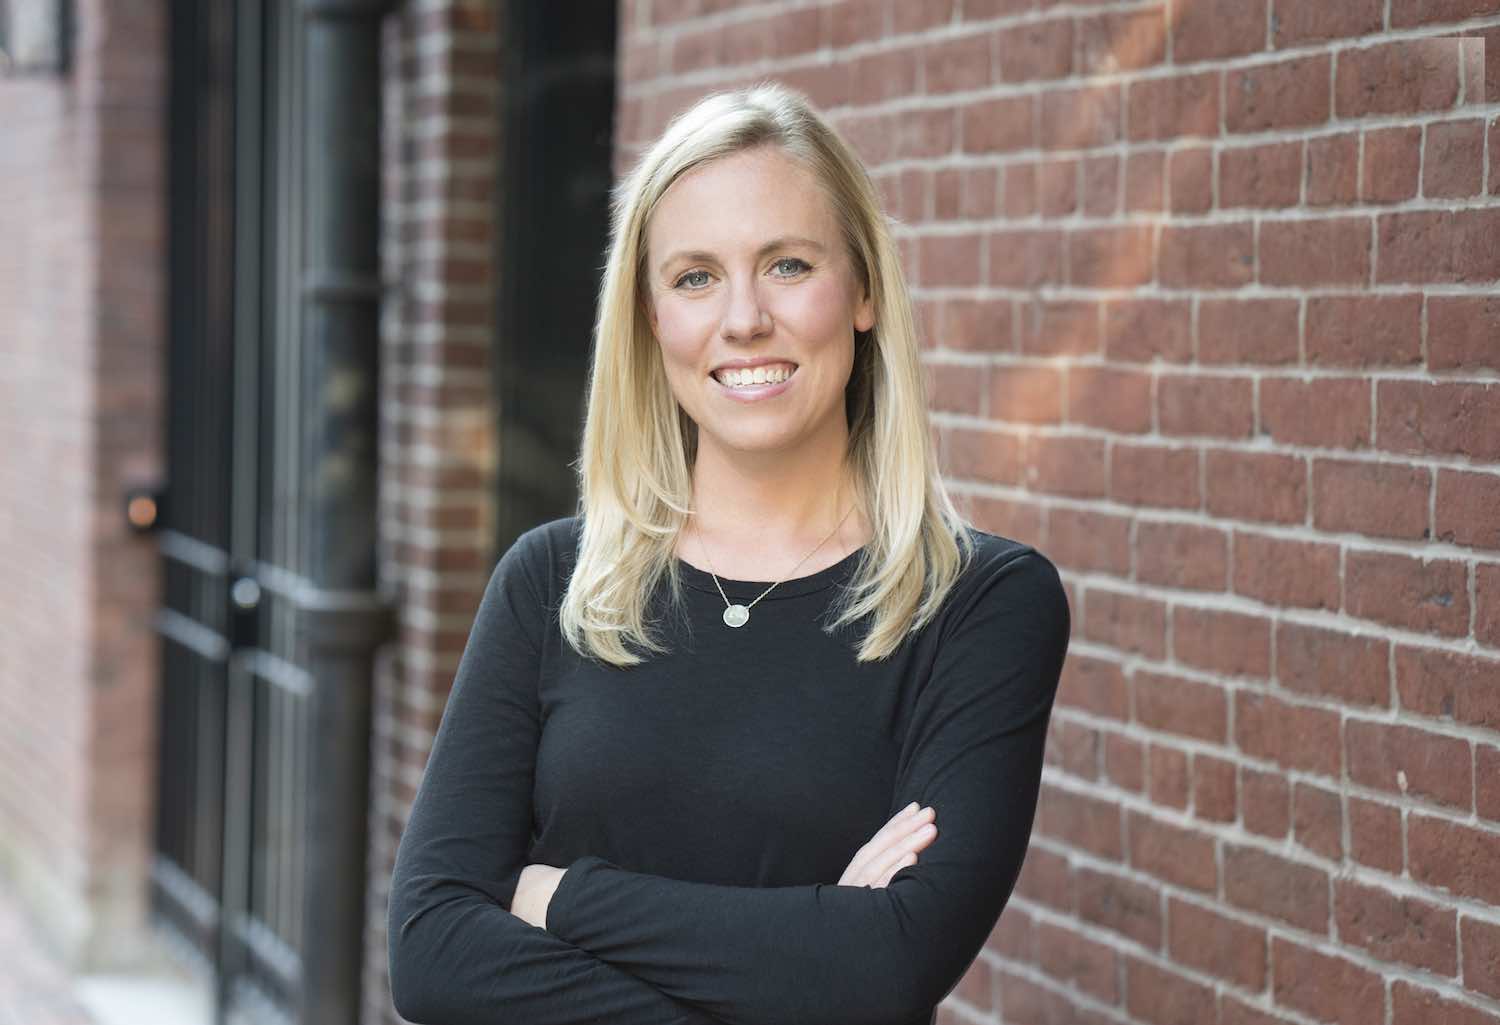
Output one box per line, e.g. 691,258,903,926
720,275,772,343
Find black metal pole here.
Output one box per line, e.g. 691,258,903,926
294,1,395,1023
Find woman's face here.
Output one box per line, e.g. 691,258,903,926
642,145,875,458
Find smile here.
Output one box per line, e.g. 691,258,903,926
708,364,798,402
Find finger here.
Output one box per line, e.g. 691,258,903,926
878,852,918,888
862,821,936,884
846,807,934,882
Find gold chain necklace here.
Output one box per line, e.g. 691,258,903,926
695,504,856,628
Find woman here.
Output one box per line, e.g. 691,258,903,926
387,81,1070,1025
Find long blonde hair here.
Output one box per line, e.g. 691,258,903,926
559,80,976,667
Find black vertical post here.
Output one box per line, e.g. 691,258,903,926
294,1,394,1023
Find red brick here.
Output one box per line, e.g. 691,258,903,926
1149,743,1191,809
988,365,1062,424
1078,7,1168,75
1259,376,1371,449
1023,434,1108,498
1346,719,1473,811
892,0,955,32
1396,645,1500,732
1492,116,1500,193
1075,865,1162,947
1344,549,1470,637
1164,900,1260,990
1192,754,1237,823
1260,215,1372,286
1066,225,1154,288
916,231,983,287
934,165,998,221
1040,82,1121,150
1461,915,1500,1000
1037,783,1123,860
922,30,992,94
1481,564,1500,648
1046,718,1101,781
1436,469,1500,551
1107,733,1146,792
1232,531,1341,611
1424,118,1486,197
1126,70,1220,141
1293,782,1343,860
1082,153,1120,216
1124,956,1217,1025
937,298,1012,353
1306,292,1423,366
1103,297,1192,362
1137,521,1230,590
1110,443,1200,509
1037,156,1079,216
1362,125,1423,202
1124,149,1166,211
1199,297,1300,365
1377,209,1500,283
1335,878,1458,974
1271,0,1384,46
1127,810,1216,893
1242,768,1291,837
988,228,1065,288
1160,222,1255,288
1167,145,1214,214
1393,980,1500,1025
1066,366,1151,433
1428,295,1500,371
1000,160,1037,218
1221,140,1303,209
997,18,1074,83
1175,0,1267,61
960,95,1036,154
1272,937,1385,1025
1377,380,1500,461
969,494,1045,545
1349,796,1404,873
1312,458,1430,541
1221,996,1292,1025
1135,671,1230,742
947,425,1025,485
1227,55,1331,133
1204,449,1307,524
1173,606,1272,678
1307,130,1360,206
1277,620,1391,708
1020,299,1098,356
1036,921,1118,1003
1082,588,1167,660
1391,0,1500,28
1336,36,1464,117
1236,690,1343,777
1159,375,1254,439
1408,813,1500,905
1224,845,1330,932
1047,509,1132,577
1012,845,1074,912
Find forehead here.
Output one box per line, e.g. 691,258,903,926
647,147,837,252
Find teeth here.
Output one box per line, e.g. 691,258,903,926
713,364,796,388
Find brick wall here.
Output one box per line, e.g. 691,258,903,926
0,0,166,973
369,2,503,1022
611,1,1500,1024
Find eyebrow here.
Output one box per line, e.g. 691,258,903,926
657,235,828,277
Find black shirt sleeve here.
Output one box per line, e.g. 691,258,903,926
386,534,729,1025
541,549,1071,1025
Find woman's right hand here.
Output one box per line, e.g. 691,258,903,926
838,802,938,888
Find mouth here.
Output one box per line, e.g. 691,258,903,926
708,362,799,401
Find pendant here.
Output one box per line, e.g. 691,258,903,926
722,603,750,628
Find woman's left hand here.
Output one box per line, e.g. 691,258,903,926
511,863,567,930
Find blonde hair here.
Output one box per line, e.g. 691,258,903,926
559,80,976,667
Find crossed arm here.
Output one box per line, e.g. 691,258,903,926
387,537,1069,1025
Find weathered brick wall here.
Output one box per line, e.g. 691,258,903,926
614,1,1500,1023
368,1,502,1022
0,0,166,973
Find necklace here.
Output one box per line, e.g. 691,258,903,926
694,504,857,628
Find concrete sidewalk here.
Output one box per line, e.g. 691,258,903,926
0,886,213,1025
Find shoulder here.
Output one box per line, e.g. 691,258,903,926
497,515,582,598
938,527,1071,641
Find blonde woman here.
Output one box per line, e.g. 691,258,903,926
388,81,1071,1025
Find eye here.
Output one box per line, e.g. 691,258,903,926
672,269,711,290
671,257,812,292
772,257,811,277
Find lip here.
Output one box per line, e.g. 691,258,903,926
709,356,799,374
709,364,798,402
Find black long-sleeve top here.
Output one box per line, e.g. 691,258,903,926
387,515,1071,1025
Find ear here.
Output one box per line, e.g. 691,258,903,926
853,284,875,334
